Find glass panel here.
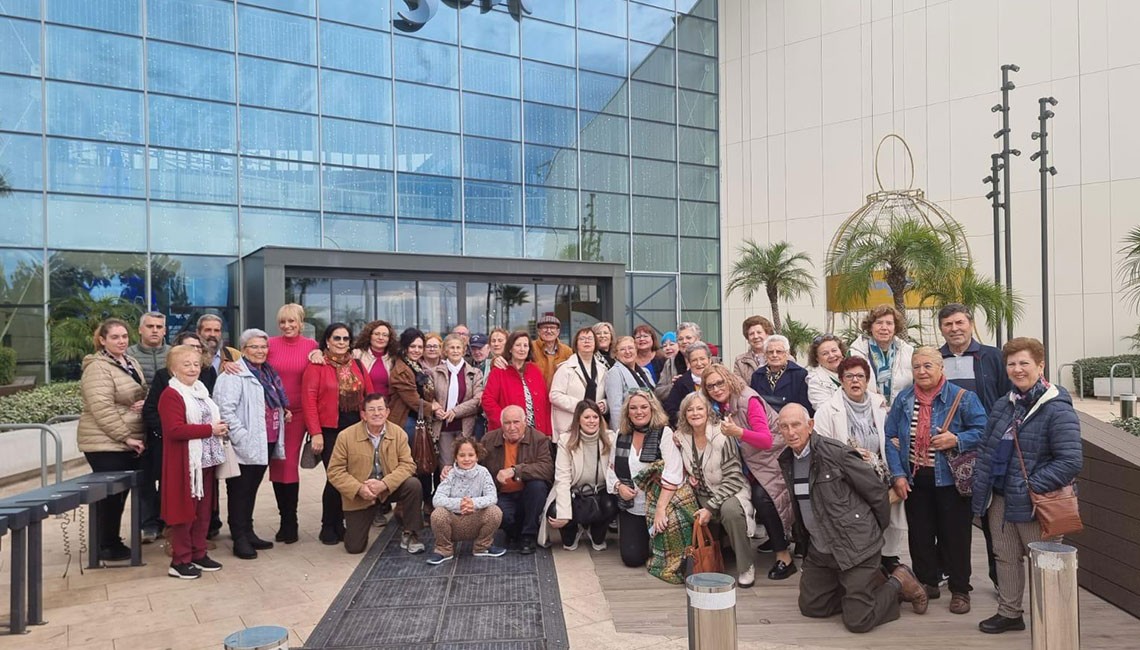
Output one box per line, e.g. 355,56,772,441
462,49,519,98
47,139,146,198
148,149,237,204
585,231,629,264
631,274,678,312
534,284,557,330
0,75,40,133
524,103,576,148
0,192,43,247
679,163,717,201
321,22,391,77
241,0,315,16
579,71,628,116
678,51,716,92
633,196,677,234
633,157,677,198
46,25,141,89
580,112,630,155
630,2,676,44
681,274,719,310
148,95,237,153
417,281,458,334
373,280,415,331
678,16,716,56
463,136,520,183
47,196,146,251
398,219,461,255
396,129,460,177
0,132,43,191
239,56,317,112
392,0,457,43
0,0,38,19
397,173,460,221
0,17,39,76
461,5,519,55
632,234,678,271
147,0,235,50
631,81,676,125
680,310,720,346
285,277,329,331
525,227,577,261
466,224,523,258
579,0,628,37
679,126,717,165
240,107,318,161
322,166,394,215
680,237,717,273
524,186,577,228
521,19,574,67
528,2,574,25
523,61,575,107
321,70,392,123
48,0,140,35
239,158,320,210
463,93,520,140
631,42,675,85
579,31,627,76
580,151,629,194
0,250,44,374
525,145,576,188
680,200,717,237
679,89,716,129
240,208,321,250
393,37,458,88
152,254,234,338
47,82,143,143
238,5,315,64
147,41,235,102
331,278,369,331
581,191,629,232
679,0,717,20
631,119,675,159
464,181,521,226
321,118,393,170
149,203,239,255
323,214,395,252
320,0,390,30
394,82,459,131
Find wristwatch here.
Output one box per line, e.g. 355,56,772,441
512,466,520,480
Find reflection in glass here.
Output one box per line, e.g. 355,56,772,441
629,2,676,44
319,0,390,31
523,62,575,107
151,253,233,316
678,16,716,56
525,228,577,261
241,0,315,16
238,5,315,64
521,20,574,67
632,158,677,199
631,120,675,160
0,303,45,381
285,277,330,332
581,152,630,194
397,173,460,221
582,191,629,232
579,72,628,116
322,119,393,170
148,41,235,102
48,139,146,198
464,94,520,141
149,203,238,255
374,280,416,330
47,0,140,35
0,0,39,19
525,145,577,188
149,149,237,204
462,49,520,98
148,95,236,153
0,192,43,247
323,214,395,252
332,278,370,332
463,137,520,183
580,113,630,155
322,166,394,215
394,37,458,88
631,81,675,123
321,22,391,77
0,75,40,133
464,181,521,226
240,108,318,161
579,31,627,77
47,196,146,251
0,133,42,191
461,6,519,55
239,158,320,210
0,17,39,76
631,42,675,85
147,0,234,50
320,71,392,123
524,103,576,149
396,129,460,177
47,82,143,143
466,224,522,258
398,219,461,255
240,208,321,251
526,1,574,25
579,0,628,36
394,83,459,131
678,51,716,93
417,281,458,334
239,56,317,113
482,282,534,331
46,25,141,89
524,187,577,229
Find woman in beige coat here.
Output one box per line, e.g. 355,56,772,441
549,327,608,443
539,400,615,549
78,317,148,563
430,334,484,465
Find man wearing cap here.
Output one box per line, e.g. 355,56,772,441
532,314,572,387
470,333,492,439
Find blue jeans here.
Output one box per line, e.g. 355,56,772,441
497,480,550,540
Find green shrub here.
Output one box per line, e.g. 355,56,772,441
0,347,15,386
1070,354,1140,398
0,382,82,424
1111,417,1140,437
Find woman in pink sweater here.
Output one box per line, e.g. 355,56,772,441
266,303,317,544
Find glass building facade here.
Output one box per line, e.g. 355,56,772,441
0,0,719,380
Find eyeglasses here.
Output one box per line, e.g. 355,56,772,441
842,373,867,381
704,379,727,391
767,349,788,356
330,335,351,342
244,344,268,351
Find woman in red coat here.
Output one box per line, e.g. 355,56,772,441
302,322,374,545
481,331,552,435
158,345,230,579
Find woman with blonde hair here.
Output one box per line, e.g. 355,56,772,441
421,332,444,372
540,400,616,550
849,304,914,406
591,321,616,369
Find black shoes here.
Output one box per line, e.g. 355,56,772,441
169,563,201,580
100,542,131,563
519,536,537,555
248,533,274,551
767,559,798,580
979,613,1026,634
233,537,258,560
319,526,340,545
192,555,223,572
756,539,774,553
276,525,299,544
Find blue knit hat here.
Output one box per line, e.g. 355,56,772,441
661,331,677,344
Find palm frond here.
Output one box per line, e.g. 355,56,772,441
1117,226,1140,311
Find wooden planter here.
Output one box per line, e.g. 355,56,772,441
0,376,35,398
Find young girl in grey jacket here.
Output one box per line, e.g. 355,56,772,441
426,438,506,564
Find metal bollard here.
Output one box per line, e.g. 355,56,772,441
1120,393,1136,419
223,625,289,650
686,573,736,650
1028,542,1080,650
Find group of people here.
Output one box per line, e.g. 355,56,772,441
76,303,1082,637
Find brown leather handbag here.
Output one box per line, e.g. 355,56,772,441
1013,429,1083,538
411,405,438,475
682,523,724,577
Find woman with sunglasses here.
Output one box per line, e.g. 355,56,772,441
806,334,848,413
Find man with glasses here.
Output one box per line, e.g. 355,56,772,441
327,393,424,554
531,314,571,387
750,335,812,415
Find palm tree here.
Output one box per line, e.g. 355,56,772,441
48,294,144,364
494,284,530,329
781,315,821,361
0,172,11,196
725,240,817,332
1117,226,1140,311
920,266,1024,338
826,218,968,316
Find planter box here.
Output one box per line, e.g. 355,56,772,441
1092,377,1139,398
0,376,36,398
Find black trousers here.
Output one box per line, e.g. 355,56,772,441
84,450,139,549
225,444,270,542
906,468,973,594
320,411,361,531
546,501,608,546
752,483,789,552
139,436,163,533
617,509,650,568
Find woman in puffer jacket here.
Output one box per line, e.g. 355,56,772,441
78,317,148,563
426,438,504,564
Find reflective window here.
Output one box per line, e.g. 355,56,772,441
579,0,628,37
321,22,391,77
319,0,390,30
394,83,459,132
679,0,717,20
149,203,239,255
580,112,630,155
525,227,577,260
148,149,237,204
630,274,677,324
397,173,460,221
46,26,141,89
323,214,395,252
394,37,458,88
240,208,321,251
524,186,577,229
583,191,630,232
239,158,320,210
525,145,576,188
633,157,677,198
464,93,520,141
322,118,393,170
680,237,718,273
679,89,716,129
579,31,627,77
633,196,678,235
466,224,522,258
322,166,394,215
148,95,236,153
47,196,146,250
0,0,38,19
47,82,143,143
147,0,234,50
396,129,460,177
238,5,315,64
524,103,576,148
463,49,519,98
631,42,675,85
580,151,629,194
521,20,574,67
392,2,457,43
678,51,716,92
239,56,317,113
632,120,675,160
679,126,717,165
681,274,720,310
47,139,146,197
399,219,460,255
527,1,574,25
321,70,391,123
0,192,42,247
0,132,42,191
464,181,521,226
0,17,39,76
630,3,676,44
678,16,716,56
679,163,717,201
47,0,140,35
523,61,575,107
152,255,234,330
240,107,317,161
241,0,315,15
585,231,629,263
631,81,675,123
461,6,519,55
579,72,628,115
464,137,521,183
680,200,717,237
148,41,235,102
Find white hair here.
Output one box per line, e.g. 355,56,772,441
677,321,701,338
763,335,790,353
239,328,269,348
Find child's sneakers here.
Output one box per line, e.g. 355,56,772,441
425,552,453,565
401,531,426,554
474,546,507,558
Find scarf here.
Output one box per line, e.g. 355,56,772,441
326,351,363,412
766,365,785,390
842,393,877,452
103,350,143,385
614,426,664,508
624,362,652,389
1010,378,1049,428
445,359,465,410
911,375,947,473
246,359,288,410
167,377,222,499
868,339,895,401
578,355,599,402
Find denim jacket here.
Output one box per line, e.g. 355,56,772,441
884,380,987,488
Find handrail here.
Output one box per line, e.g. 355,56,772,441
1056,362,1084,400
0,423,64,486
1109,363,1136,405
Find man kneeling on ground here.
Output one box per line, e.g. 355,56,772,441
327,393,425,554
777,403,928,633
482,405,553,554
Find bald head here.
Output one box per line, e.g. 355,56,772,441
777,403,813,454
501,405,527,442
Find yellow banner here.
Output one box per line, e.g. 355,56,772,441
825,271,939,312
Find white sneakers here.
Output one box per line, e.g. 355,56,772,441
401,531,426,554
738,565,756,588
563,528,583,551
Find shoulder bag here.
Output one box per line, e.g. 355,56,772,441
1013,427,1083,538
215,440,242,480
940,388,976,496
570,442,618,525
412,403,438,475
299,434,319,469
681,523,724,578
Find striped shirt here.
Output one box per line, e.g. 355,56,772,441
908,400,936,469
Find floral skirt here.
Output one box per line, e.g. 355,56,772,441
636,459,699,585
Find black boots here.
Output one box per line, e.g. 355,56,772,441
273,482,300,544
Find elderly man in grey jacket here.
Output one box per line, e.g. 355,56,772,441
777,404,928,633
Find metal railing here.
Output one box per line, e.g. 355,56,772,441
1056,362,1084,400
0,423,64,486
1109,363,1136,405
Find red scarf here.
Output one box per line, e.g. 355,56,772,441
911,375,947,472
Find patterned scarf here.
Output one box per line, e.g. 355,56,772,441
636,459,699,585
103,349,143,385
518,365,536,427
868,340,895,402
911,375,947,473
766,365,785,390
325,351,363,413
1010,378,1050,429
246,360,289,410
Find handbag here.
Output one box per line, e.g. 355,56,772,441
215,440,241,480
681,523,724,578
299,435,319,469
938,388,976,496
1013,428,1083,538
412,405,438,475
570,444,618,525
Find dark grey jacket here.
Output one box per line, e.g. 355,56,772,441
778,433,891,570
127,342,168,385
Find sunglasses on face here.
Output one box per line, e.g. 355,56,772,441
330,335,351,342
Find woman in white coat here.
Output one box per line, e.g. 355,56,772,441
539,400,615,549
604,336,653,430
806,333,848,412
848,304,914,406
812,356,907,572
550,327,608,443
